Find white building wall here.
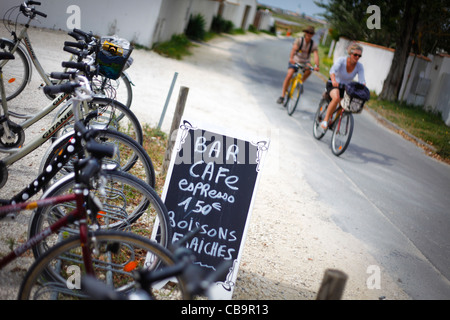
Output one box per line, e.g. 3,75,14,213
0,0,163,47
190,0,220,31
222,0,257,30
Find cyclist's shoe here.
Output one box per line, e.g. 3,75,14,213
320,121,328,130
277,96,284,104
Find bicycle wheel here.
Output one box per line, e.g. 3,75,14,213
91,73,133,109
286,82,302,116
0,39,30,103
28,169,170,259
283,79,293,108
313,99,328,140
53,97,143,145
331,112,354,156
40,128,155,189
18,230,188,300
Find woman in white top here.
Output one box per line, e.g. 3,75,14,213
321,43,366,129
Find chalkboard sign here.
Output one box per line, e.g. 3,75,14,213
161,119,269,299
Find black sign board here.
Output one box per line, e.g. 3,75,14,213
161,120,269,299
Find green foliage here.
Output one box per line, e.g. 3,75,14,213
315,0,449,54
211,15,234,34
185,13,206,41
152,34,193,60
367,97,450,160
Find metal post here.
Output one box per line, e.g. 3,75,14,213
158,72,178,129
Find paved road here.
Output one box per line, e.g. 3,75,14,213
231,35,450,300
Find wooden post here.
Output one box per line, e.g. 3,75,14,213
316,269,348,300
162,86,189,175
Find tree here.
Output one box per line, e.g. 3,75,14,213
315,0,449,102
379,0,421,101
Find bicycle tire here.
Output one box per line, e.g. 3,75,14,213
313,99,328,140
0,39,30,103
283,78,292,108
52,97,143,145
18,230,188,300
331,112,354,156
28,169,170,259
39,128,155,189
91,72,133,109
287,82,301,116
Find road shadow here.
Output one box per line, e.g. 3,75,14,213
342,143,397,166
232,269,317,300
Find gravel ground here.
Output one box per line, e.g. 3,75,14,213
0,25,410,300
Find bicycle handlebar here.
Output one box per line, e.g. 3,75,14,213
64,41,87,50
326,80,346,90
49,71,76,80
61,61,96,74
294,63,315,71
43,82,80,95
20,1,47,18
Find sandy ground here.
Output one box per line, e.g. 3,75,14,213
0,25,410,300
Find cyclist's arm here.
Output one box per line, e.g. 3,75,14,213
312,49,320,71
329,57,345,87
357,63,366,85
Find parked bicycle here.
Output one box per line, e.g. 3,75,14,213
1,78,169,248
312,81,370,156
283,63,314,116
81,228,233,300
0,138,172,300
1,1,133,109
0,57,153,189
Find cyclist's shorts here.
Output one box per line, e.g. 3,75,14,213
288,63,299,71
326,80,345,99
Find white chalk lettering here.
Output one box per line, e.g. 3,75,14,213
188,161,239,190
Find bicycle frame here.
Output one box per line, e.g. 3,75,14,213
0,16,55,88
0,184,93,274
287,72,303,99
1,93,77,167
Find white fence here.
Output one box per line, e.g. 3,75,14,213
0,0,257,48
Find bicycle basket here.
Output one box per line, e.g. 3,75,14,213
341,82,370,113
97,36,133,80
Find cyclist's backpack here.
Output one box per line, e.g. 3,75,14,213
341,82,370,113
298,37,313,56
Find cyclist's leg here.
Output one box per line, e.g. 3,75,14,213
322,88,341,128
302,68,312,83
18,231,188,300
278,66,296,103
313,98,329,140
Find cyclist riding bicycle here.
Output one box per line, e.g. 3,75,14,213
277,26,320,104
320,43,366,129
